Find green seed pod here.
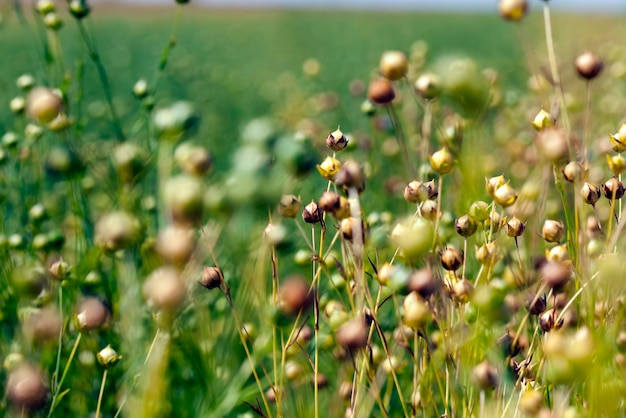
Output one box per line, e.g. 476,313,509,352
16,74,36,91
360,100,377,116
277,194,302,218
391,218,434,258
429,148,454,175
36,0,55,14
43,12,63,31
69,0,90,19
97,345,122,368
10,96,26,114
468,201,489,221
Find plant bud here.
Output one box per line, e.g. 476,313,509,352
368,78,395,105
69,0,90,19
26,87,62,124
493,183,518,207
498,0,528,21
133,79,149,98
532,109,553,131
402,292,431,329
472,360,499,390
379,50,408,81
403,180,428,203
143,267,186,312
340,217,366,243
575,51,603,80
156,225,196,265
505,216,526,237
580,182,601,205
10,96,25,114
163,175,204,225
36,0,55,14
452,278,474,302
429,148,454,175
44,12,63,30
541,261,571,290
475,242,498,265
607,154,626,176
414,73,440,100
602,176,625,200
6,363,48,412
277,194,301,218
536,128,569,161
76,297,110,332
440,247,463,271
335,317,368,351
526,293,547,316
326,127,348,151
174,143,212,176
469,201,490,221
302,200,323,224
562,161,584,182
200,266,222,289
316,156,341,180
279,275,313,316
97,345,121,368
95,211,141,251
335,160,365,192
541,219,564,243
408,268,439,298
455,214,477,237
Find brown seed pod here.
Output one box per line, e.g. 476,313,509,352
472,360,499,390
335,317,369,351
440,247,464,271
403,180,428,203
75,297,110,332
505,216,526,237
367,78,395,105
326,127,348,151
340,217,367,243
379,50,409,81
575,51,604,80
562,161,583,183
602,176,625,200
279,275,313,316
536,128,569,162
200,266,222,290
455,214,477,237
23,307,62,344
6,364,49,412
541,261,571,290
318,191,342,213
424,180,438,200
526,293,547,316
302,201,323,224
452,279,474,303
407,267,439,298
541,219,564,243
539,308,563,332
580,182,601,205
277,194,302,218
335,160,365,192
95,211,141,251
26,86,63,124
143,267,186,312
155,225,196,265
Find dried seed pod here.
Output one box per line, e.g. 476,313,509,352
156,225,196,265
539,308,563,332
379,50,409,81
113,143,147,183
23,307,62,344
408,268,439,298
562,161,584,182
326,127,349,151
541,261,571,290
541,220,564,243
536,128,569,161
277,194,302,218
335,317,368,351
575,51,604,80
263,222,287,246
163,175,204,225
367,78,395,105
505,216,526,237
440,247,463,271
6,363,48,412
429,148,454,175
97,345,122,368
26,87,62,124
498,0,528,21
602,176,625,200
455,214,477,237
340,217,367,243
402,292,431,329
452,279,474,303
200,266,222,290
475,242,498,265
334,160,365,192
403,180,428,203
486,175,506,197
302,201,323,224
526,293,547,316
279,275,313,316
419,200,438,221
472,360,499,390
424,180,439,200
174,143,213,176
607,154,626,176
580,182,601,205
319,191,342,213
48,258,70,281
76,297,110,332
143,267,186,312
520,390,545,416
493,183,518,207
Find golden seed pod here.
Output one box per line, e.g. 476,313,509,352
403,180,429,203
407,268,439,298
429,148,454,175
367,78,396,105
279,275,313,316
97,345,122,368
472,360,499,390
6,363,49,412
440,247,463,271
318,191,341,213
316,156,341,181
493,183,518,207
452,278,474,303
402,292,431,329
519,390,545,415
379,50,409,81
541,261,571,290
143,267,186,312
505,216,526,237
419,200,438,221
75,297,110,332
542,219,564,243
277,194,302,218
95,211,141,251
200,266,222,290
580,182,601,205
475,242,498,266
26,87,63,124
414,73,440,100
302,200,323,224
607,154,626,176
575,51,604,80
608,123,626,153
486,175,506,197
547,243,570,262
156,224,196,265
602,176,626,200
498,0,528,21
335,317,369,351
455,214,477,237
532,109,553,131
326,127,349,151
340,217,367,243
526,293,547,316
536,128,569,161
562,161,584,182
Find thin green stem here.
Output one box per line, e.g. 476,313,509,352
150,4,184,92
95,369,109,418
47,333,82,417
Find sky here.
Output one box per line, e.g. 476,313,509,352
182,0,626,13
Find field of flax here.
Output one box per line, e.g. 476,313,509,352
1,0,626,417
